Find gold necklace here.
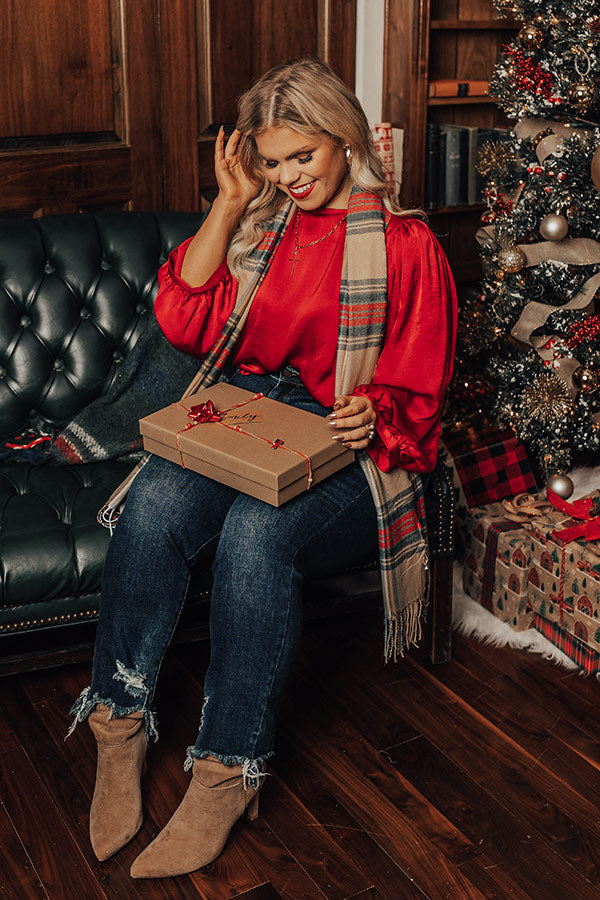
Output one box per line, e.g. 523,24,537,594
290,209,346,276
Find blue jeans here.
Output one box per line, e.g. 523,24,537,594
70,368,379,769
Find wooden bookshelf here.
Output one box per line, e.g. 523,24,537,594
383,0,516,284
430,18,520,29
427,96,497,106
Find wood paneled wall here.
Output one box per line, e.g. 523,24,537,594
0,0,357,217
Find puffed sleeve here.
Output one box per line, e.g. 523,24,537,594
153,237,239,359
353,217,457,473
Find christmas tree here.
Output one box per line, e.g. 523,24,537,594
450,1,600,490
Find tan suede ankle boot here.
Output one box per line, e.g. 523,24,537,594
88,705,147,861
129,757,261,878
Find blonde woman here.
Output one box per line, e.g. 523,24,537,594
69,58,457,879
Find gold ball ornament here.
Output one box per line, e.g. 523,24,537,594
592,147,600,191
539,213,568,241
547,473,574,500
568,80,596,112
497,245,526,273
518,23,545,50
572,366,600,393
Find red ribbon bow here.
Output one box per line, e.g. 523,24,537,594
187,400,222,423
547,488,600,543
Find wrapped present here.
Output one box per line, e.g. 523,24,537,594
528,489,600,628
441,428,538,510
462,502,535,631
533,614,600,676
139,383,354,507
526,489,600,667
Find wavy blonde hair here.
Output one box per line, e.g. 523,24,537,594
227,58,423,276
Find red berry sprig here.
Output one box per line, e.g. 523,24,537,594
565,314,600,348
503,44,562,104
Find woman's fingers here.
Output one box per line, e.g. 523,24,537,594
326,395,376,449
224,128,242,158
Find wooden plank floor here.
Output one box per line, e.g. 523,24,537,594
0,610,599,900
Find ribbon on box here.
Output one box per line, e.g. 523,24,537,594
502,492,553,522
547,489,600,543
175,393,314,489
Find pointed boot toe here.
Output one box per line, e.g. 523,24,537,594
130,757,260,878
88,705,147,860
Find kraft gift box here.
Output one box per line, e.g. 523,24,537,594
139,382,355,507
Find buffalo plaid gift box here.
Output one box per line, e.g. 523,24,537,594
462,502,535,631
139,382,354,507
528,490,600,673
441,428,538,510
533,615,600,676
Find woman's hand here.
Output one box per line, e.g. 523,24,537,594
327,395,377,451
214,127,262,214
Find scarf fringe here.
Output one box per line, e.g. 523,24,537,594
385,596,426,663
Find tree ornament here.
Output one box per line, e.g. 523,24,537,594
521,371,573,424
547,473,574,500
569,47,596,112
518,23,545,50
568,80,596,112
572,366,600,393
592,147,600,191
497,245,526,273
477,141,516,179
566,313,600,348
539,213,568,241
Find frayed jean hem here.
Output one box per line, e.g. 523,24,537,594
66,685,159,743
184,746,272,790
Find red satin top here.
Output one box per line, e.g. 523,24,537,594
154,208,457,473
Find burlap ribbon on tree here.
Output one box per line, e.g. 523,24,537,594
476,118,600,400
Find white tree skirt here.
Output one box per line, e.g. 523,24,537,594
452,466,600,674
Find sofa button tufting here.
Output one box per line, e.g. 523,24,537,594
0,367,5,377
101,259,111,270
80,308,90,319
136,303,147,314
44,262,55,274
20,315,31,327
113,350,123,362
53,360,64,371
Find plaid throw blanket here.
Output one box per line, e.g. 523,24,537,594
101,188,429,658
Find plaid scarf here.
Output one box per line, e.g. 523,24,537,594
100,188,429,658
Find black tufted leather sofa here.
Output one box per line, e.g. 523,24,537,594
0,212,454,675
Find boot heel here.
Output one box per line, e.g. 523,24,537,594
246,790,260,821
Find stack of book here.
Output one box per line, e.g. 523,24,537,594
425,123,509,211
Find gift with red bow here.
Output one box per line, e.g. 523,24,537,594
523,489,600,670
139,382,354,507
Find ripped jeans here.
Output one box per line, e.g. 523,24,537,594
70,368,379,771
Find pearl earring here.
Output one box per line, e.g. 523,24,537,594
344,145,352,164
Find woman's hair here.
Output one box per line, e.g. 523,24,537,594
227,58,421,275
